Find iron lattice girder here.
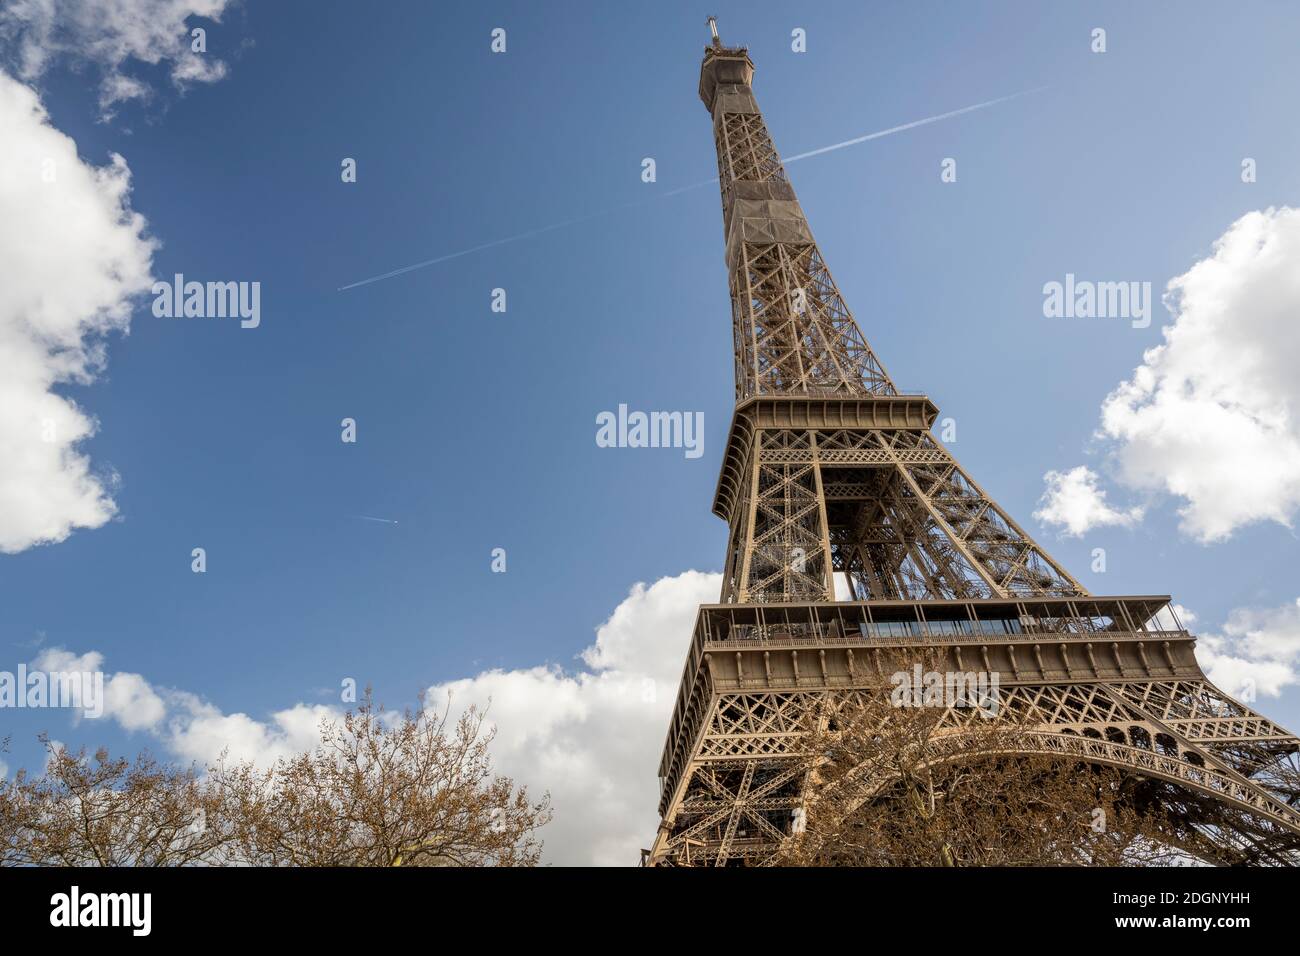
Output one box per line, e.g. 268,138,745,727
647,34,1300,866
729,241,894,398
657,726,1300,866
658,594,1190,804
711,397,1084,605
712,395,939,521
649,595,1300,865
701,42,894,401
794,725,1300,858
653,684,1300,865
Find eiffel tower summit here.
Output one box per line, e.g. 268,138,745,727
645,20,1300,867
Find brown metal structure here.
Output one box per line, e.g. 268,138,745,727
645,22,1300,866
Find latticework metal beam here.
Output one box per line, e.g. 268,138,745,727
645,25,1300,867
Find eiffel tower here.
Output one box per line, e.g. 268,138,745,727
646,20,1300,866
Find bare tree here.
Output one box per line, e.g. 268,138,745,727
0,735,234,866
0,696,551,867
223,693,550,866
778,653,1180,866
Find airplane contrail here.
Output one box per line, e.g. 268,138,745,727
337,201,655,291
656,87,1047,198
782,87,1046,164
337,87,1046,292
352,514,399,525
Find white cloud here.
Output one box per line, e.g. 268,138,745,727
0,0,237,114
102,672,168,731
161,693,337,769
0,71,154,554
1033,465,1143,536
1091,207,1300,542
29,645,339,768
24,570,719,864
33,647,165,729
1195,598,1300,700
0,5,245,552
427,571,719,865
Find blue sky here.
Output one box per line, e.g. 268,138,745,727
3,1,1300,863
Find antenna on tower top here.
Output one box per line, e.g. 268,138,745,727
707,16,721,48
